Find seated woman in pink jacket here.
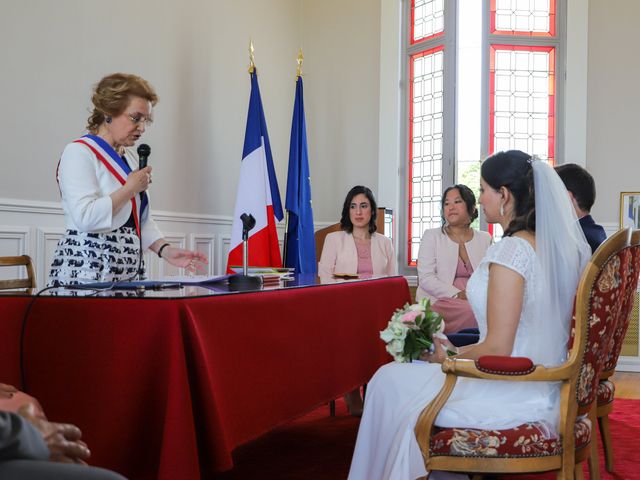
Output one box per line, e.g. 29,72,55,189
416,184,491,333
318,186,397,415
318,186,396,278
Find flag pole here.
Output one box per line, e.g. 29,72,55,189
283,211,289,265
248,38,255,74
282,49,303,266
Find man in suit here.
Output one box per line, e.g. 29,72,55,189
0,403,126,479
555,163,607,253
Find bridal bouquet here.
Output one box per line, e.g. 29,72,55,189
380,298,446,363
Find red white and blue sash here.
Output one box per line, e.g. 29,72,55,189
63,134,149,237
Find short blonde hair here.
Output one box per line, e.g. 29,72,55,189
86,73,158,133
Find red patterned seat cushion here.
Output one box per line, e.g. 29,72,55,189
597,379,615,406
430,417,591,458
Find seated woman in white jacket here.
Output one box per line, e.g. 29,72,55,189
318,185,397,415
416,185,491,333
48,73,207,286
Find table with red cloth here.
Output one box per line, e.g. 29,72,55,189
0,276,410,480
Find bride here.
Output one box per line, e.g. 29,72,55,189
348,150,591,480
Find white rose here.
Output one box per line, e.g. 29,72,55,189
389,338,404,355
408,303,423,312
390,321,409,338
386,339,406,362
380,325,395,343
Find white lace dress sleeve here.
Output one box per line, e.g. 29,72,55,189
466,237,539,358
482,235,534,277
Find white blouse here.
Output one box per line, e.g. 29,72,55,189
57,141,163,250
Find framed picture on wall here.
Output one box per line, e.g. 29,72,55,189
619,192,640,228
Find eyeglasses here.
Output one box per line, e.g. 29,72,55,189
127,114,153,126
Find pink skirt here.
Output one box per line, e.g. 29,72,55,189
431,297,478,334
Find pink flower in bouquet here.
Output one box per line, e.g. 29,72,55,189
380,298,446,362
400,310,422,326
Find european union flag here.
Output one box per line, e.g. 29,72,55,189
284,76,316,274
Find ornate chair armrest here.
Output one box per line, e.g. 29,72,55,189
440,357,573,382
476,355,535,375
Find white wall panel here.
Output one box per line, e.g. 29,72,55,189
218,235,232,274
35,228,65,289
192,234,216,277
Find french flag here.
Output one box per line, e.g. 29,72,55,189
226,70,283,272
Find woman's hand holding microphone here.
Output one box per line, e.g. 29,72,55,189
125,166,152,195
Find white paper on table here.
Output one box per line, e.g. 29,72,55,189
152,274,231,285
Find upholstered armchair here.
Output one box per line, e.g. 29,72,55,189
596,229,640,473
414,228,631,480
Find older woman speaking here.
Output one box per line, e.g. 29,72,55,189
48,73,206,286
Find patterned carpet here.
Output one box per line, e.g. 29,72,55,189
214,398,640,479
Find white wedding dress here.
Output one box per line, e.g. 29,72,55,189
348,237,563,480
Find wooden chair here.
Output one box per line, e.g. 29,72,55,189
414,228,631,480
595,228,640,473
0,255,36,292
314,207,387,261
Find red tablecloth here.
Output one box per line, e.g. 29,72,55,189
0,277,410,480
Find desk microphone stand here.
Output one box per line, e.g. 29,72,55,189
228,213,261,291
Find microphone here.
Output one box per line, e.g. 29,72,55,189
229,212,261,291
135,144,151,280
137,144,151,169
240,213,256,241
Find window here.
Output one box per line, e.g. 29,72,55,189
406,0,454,266
404,0,562,266
489,0,559,163
411,0,444,43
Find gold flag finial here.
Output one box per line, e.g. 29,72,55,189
296,48,304,78
248,39,256,74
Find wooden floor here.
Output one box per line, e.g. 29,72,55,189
611,371,640,399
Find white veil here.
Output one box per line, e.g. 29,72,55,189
529,159,591,366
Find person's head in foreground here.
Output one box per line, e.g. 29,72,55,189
480,149,536,235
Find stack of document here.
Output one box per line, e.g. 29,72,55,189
230,267,294,283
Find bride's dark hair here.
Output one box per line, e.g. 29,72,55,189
481,150,535,237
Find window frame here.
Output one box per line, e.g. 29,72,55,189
400,0,566,268
481,0,565,234
482,0,564,164
402,0,457,271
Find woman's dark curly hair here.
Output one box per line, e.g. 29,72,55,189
481,150,535,237
440,184,478,231
340,185,378,234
